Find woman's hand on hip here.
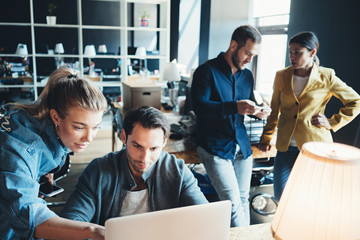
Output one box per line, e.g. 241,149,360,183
311,113,331,130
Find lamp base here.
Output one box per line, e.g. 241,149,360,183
250,184,276,225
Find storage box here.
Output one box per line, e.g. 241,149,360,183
122,81,161,111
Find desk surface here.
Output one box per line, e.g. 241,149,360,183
164,138,277,164
0,75,33,83
230,223,274,240
162,111,276,164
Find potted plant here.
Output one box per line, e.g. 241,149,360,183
46,3,57,25
139,9,149,27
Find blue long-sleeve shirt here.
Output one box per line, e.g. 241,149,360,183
61,150,208,225
0,105,68,239
191,52,254,160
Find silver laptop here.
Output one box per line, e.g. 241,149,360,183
105,200,232,240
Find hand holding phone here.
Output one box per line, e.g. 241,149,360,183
253,105,271,119
39,181,64,198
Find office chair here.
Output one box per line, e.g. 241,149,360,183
53,152,72,182
112,107,124,151
106,98,124,151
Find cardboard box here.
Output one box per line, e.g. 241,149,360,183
122,81,161,111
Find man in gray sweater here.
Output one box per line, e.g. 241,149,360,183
61,106,208,225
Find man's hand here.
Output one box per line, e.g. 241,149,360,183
237,100,258,115
237,100,271,119
311,113,331,130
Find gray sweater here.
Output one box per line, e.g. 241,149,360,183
61,150,208,225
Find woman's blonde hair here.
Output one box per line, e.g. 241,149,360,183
13,67,107,119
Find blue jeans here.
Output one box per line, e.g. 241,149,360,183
273,147,300,201
196,146,253,227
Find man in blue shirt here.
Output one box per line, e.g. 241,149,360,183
191,25,270,227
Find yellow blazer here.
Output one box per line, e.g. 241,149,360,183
260,64,360,152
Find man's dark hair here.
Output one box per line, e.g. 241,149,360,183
123,106,170,139
231,25,262,49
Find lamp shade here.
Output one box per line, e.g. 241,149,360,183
163,59,181,82
15,43,28,56
135,46,146,59
271,141,360,240
84,45,96,57
98,44,107,53
55,43,64,54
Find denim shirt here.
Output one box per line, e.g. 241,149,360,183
0,105,68,239
191,52,254,160
61,150,208,225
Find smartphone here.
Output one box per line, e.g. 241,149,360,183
258,105,272,113
39,181,64,198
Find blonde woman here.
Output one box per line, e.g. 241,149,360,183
0,68,107,239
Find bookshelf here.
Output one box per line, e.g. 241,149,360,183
0,0,170,100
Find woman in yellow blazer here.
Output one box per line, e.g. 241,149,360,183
258,31,360,200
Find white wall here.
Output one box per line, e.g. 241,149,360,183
208,0,251,58
178,0,201,73
134,4,158,50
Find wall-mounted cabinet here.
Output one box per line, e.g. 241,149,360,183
0,0,170,101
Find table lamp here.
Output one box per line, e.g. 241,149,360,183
54,43,64,68
15,43,28,57
163,59,181,109
84,45,96,77
135,46,147,73
271,141,360,240
84,44,96,57
55,43,64,54
98,44,107,54
163,59,181,82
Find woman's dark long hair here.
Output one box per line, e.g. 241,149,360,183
289,31,320,66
